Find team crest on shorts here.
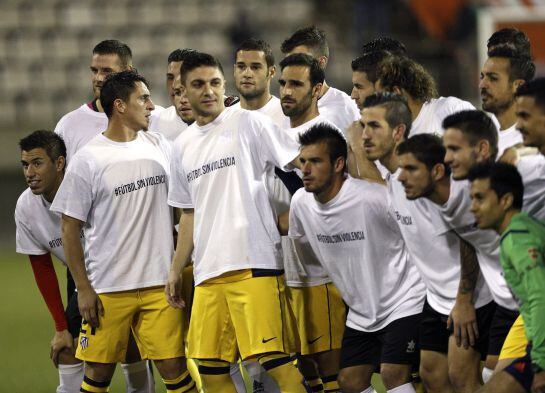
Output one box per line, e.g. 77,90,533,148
406,339,416,353
80,336,89,350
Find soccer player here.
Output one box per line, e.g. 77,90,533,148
278,52,346,392
166,52,307,392
350,51,390,111
515,77,545,155
479,46,535,158
148,49,196,140
51,70,196,393
376,56,475,136
280,26,360,132
359,93,493,393
286,123,425,393
487,28,531,55
172,73,195,126
15,130,84,392
468,162,545,393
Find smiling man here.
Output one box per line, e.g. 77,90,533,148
515,77,545,155
51,70,196,393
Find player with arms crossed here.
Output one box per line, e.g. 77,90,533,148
468,162,545,393
166,52,306,392
52,70,196,393
285,123,426,393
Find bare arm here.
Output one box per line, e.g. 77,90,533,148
448,235,480,348
61,214,103,328
278,210,289,236
166,208,194,309
346,121,384,184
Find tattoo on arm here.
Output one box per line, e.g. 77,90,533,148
459,236,479,297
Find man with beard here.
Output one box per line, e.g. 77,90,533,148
515,78,545,155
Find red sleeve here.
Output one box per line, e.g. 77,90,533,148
29,254,68,331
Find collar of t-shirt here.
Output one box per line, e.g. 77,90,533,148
314,176,350,210
194,107,230,133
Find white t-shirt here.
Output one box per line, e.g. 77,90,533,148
497,123,523,159
387,170,492,315
15,188,84,264
50,132,173,293
517,154,545,220
289,177,426,332
427,179,518,310
148,105,189,141
168,106,299,285
232,96,289,129
318,86,360,134
411,96,475,137
55,103,165,162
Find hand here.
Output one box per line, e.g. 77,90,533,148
533,370,545,393
165,270,185,309
50,330,74,368
346,121,364,154
447,299,479,349
77,286,104,328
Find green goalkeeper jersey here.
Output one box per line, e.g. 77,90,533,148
500,212,545,368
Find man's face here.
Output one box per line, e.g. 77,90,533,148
470,178,505,230
351,71,375,110
397,152,435,200
299,142,339,195
183,66,225,119
21,148,63,197
166,60,182,106
90,53,124,99
234,50,272,100
516,95,545,152
279,65,317,118
443,127,490,180
122,81,155,131
479,57,516,115
361,106,396,161
173,74,194,124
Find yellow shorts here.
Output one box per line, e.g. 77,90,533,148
76,286,185,363
286,283,346,355
187,270,298,363
499,315,527,360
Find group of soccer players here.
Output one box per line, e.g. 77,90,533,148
14,24,545,393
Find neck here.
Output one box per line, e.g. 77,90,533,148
43,175,64,203
290,106,319,128
319,81,330,99
315,175,346,204
498,209,520,234
380,151,399,173
496,104,517,130
103,118,139,142
96,99,104,113
408,98,424,121
428,177,450,205
196,105,225,126
240,91,272,111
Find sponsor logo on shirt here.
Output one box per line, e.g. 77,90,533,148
394,210,413,225
316,231,365,244
48,230,84,248
113,174,166,197
186,156,236,183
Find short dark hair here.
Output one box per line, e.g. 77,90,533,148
236,38,275,67
442,110,498,160
377,56,438,102
299,123,347,165
468,162,523,209
362,37,407,56
280,26,329,58
92,39,132,69
180,51,224,83
168,48,198,64
487,28,531,56
19,130,67,165
100,70,149,118
515,77,545,112
351,51,392,84
363,92,412,139
279,53,325,87
487,46,535,83
396,133,450,176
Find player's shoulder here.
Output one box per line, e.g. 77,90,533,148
501,214,535,246
433,96,475,115
56,104,100,126
15,188,36,216
292,186,312,206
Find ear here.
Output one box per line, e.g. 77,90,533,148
431,163,445,181
499,192,514,211
476,139,491,161
392,86,403,96
393,124,406,144
512,79,525,93
312,83,323,98
334,156,346,173
113,98,126,114
56,156,66,173
318,56,328,69
268,65,276,79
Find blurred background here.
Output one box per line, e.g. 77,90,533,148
1,0,545,390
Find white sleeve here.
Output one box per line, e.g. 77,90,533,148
247,112,299,171
288,192,305,239
14,208,47,255
53,115,66,138
167,141,193,208
50,158,94,222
